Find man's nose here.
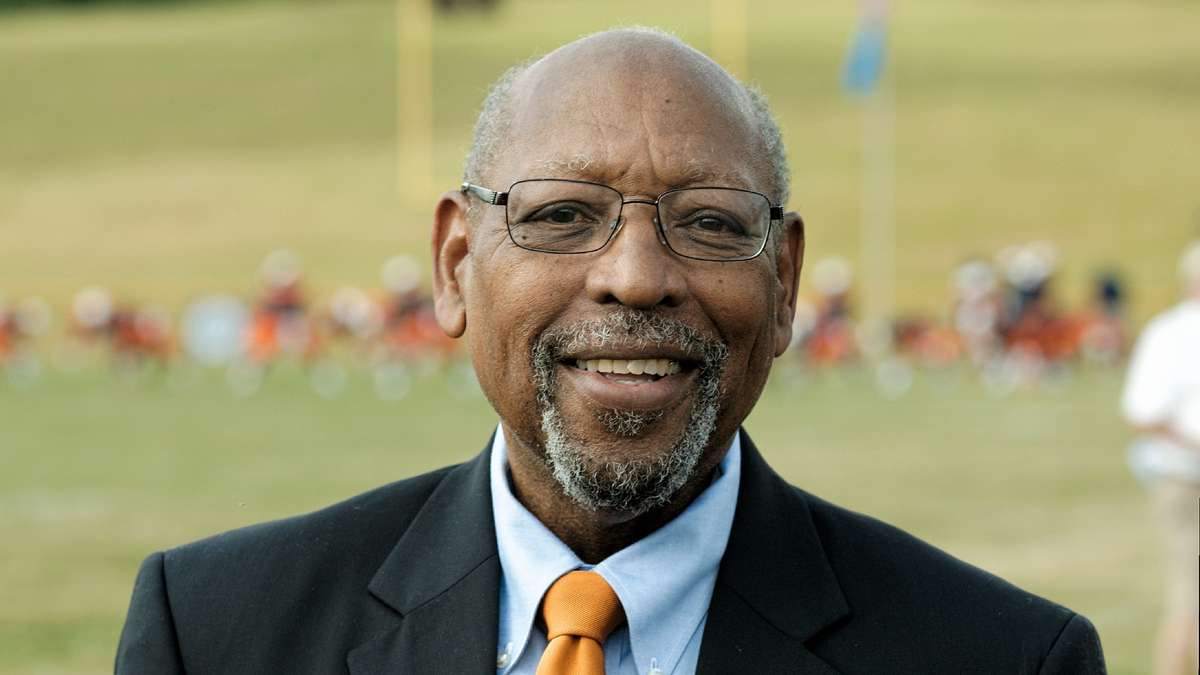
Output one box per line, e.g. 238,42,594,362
584,203,688,309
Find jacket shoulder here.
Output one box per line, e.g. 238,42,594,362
797,488,1101,671
151,464,460,669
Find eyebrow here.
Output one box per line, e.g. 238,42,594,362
527,156,752,190
677,161,751,188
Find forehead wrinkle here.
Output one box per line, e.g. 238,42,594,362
521,152,756,194
676,158,754,190
636,83,765,193
641,128,758,193
514,103,760,192
507,60,764,194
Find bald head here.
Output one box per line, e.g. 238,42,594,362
463,28,789,207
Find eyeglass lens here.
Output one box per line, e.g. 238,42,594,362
505,179,770,260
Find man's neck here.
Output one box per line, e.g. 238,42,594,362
503,432,727,564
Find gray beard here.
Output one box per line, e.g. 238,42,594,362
531,308,729,516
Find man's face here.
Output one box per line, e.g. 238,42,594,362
443,48,801,515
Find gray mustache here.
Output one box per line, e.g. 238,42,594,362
533,308,729,368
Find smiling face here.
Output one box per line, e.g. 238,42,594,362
434,32,804,517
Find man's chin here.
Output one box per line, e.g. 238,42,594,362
594,407,666,438
538,399,717,516
553,404,692,462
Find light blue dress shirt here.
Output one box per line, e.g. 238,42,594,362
489,427,742,675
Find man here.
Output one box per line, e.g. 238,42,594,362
116,29,1106,673
1122,241,1200,675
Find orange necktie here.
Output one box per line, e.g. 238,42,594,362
535,571,626,675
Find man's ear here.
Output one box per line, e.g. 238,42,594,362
431,190,471,338
773,211,805,357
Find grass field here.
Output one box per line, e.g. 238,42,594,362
2,0,1198,672
1,0,1198,316
0,363,1160,673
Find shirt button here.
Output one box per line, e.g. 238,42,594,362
496,641,514,669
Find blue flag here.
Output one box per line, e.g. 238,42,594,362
842,5,888,95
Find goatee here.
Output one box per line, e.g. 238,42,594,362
530,308,728,516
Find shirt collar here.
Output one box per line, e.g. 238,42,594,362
490,425,742,675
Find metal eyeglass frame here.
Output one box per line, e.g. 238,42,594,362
460,178,785,262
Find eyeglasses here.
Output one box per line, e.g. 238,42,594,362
461,178,784,262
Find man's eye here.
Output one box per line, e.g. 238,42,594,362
548,208,581,224
524,202,599,225
680,214,747,236
696,217,730,232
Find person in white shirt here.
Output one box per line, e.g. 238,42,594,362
1121,241,1200,675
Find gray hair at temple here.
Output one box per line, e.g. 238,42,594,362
462,27,791,210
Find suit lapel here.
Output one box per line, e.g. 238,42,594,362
697,431,849,674
345,432,850,673
348,444,501,675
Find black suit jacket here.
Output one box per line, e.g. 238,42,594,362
115,432,1106,673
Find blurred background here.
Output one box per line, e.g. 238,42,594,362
2,0,1198,672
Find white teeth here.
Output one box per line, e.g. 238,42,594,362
641,359,668,376
574,358,682,376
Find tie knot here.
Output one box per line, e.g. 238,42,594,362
540,571,625,643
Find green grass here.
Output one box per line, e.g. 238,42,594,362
0,362,1159,673
2,0,1197,672
1,0,1198,316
